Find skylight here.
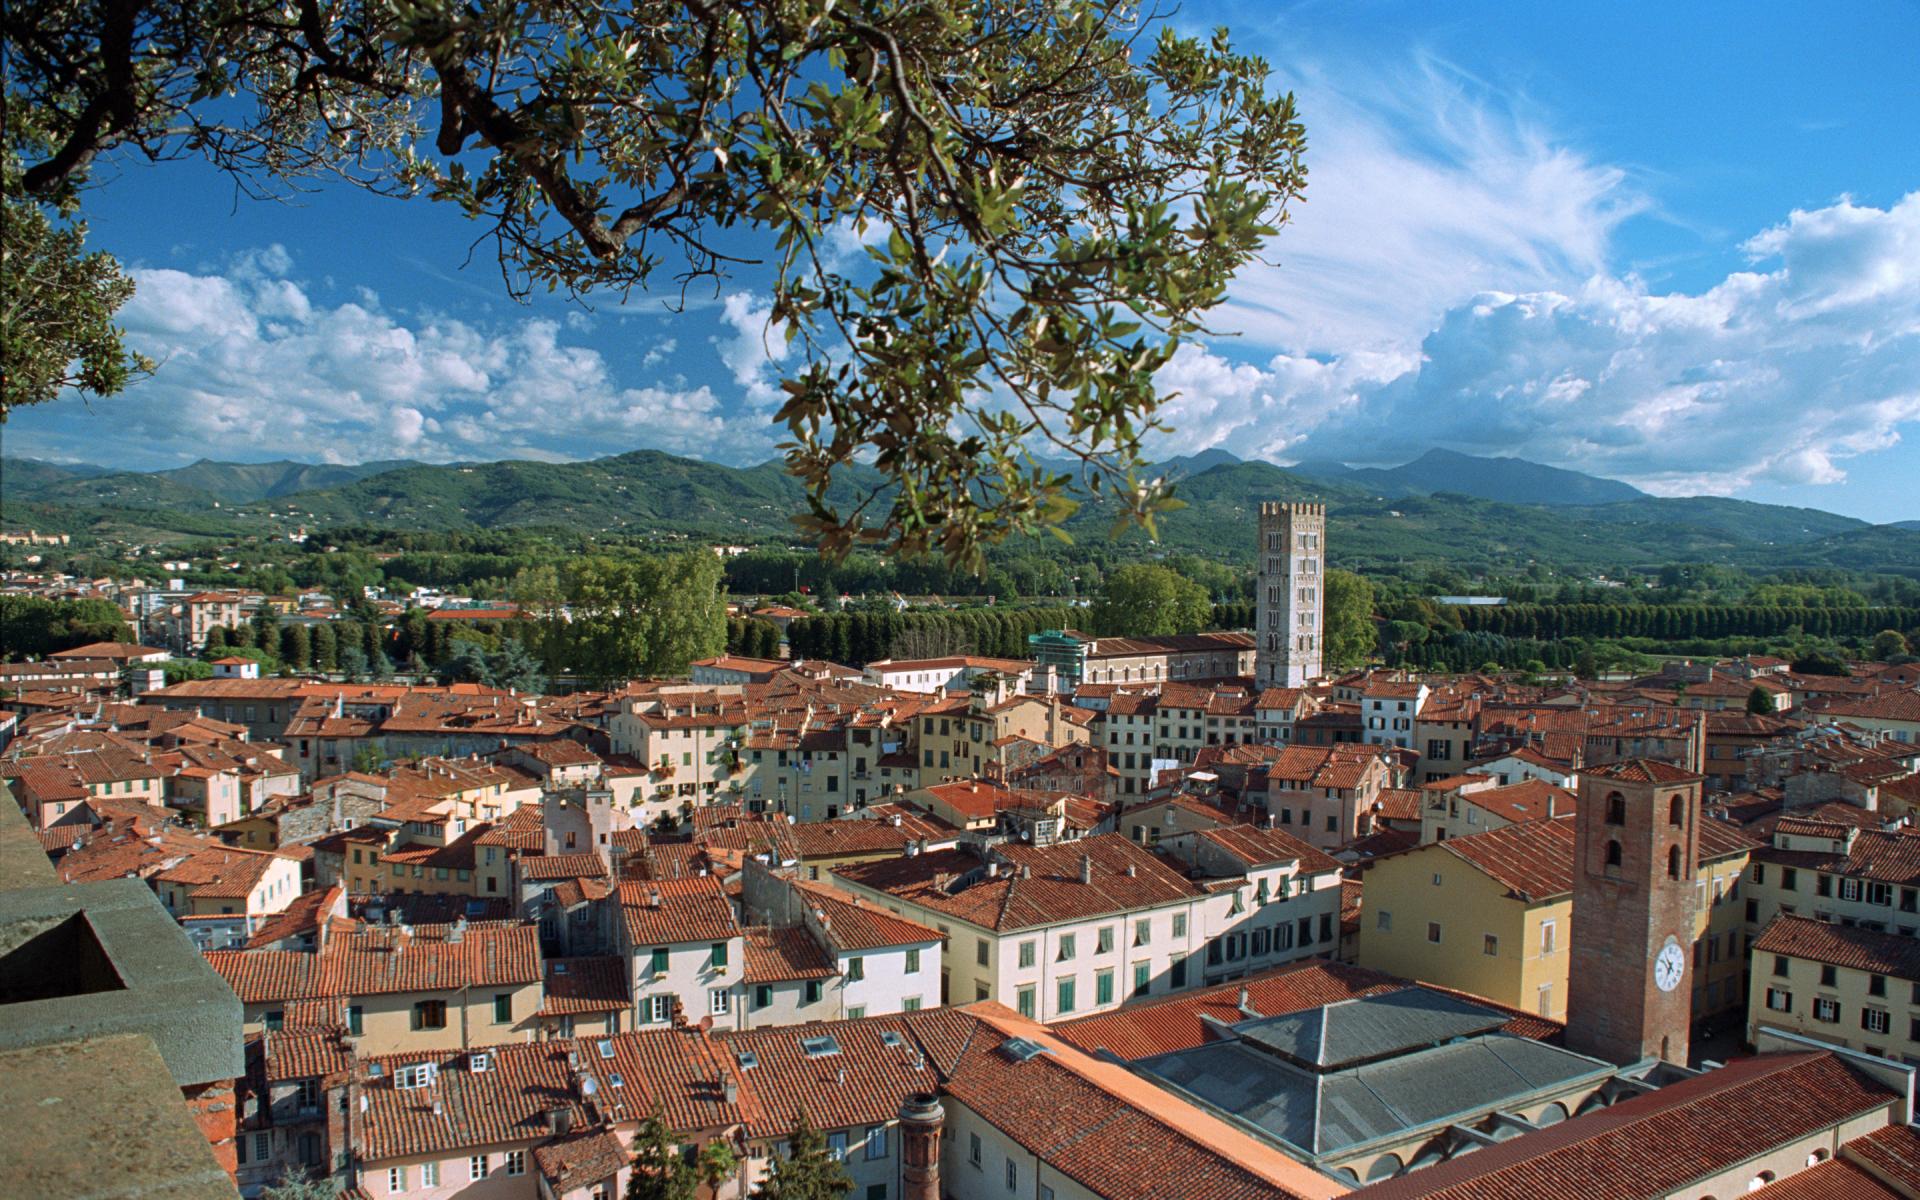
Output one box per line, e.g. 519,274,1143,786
800,1035,843,1058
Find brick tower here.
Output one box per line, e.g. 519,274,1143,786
898,1091,945,1200
1566,759,1704,1066
1255,502,1325,688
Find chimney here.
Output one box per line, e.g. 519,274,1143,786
899,1092,946,1200
986,861,1000,879
1078,854,1092,885
1238,986,1260,1019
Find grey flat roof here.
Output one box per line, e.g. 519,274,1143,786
1139,1031,1612,1157
1235,985,1512,1071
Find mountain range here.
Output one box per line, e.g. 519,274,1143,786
3,448,1916,574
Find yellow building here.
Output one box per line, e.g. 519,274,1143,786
1750,914,1920,1060
208,922,546,1055
1360,814,1753,1023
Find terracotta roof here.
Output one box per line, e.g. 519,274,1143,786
616,876,741,946
785,818,913,859
1589,758,1702,784
1053,960,1558,1062
533,1130,628,1193
518,852,610,882
260,1027,355,1083
1844,1123,1920,1194
833,834,1208,932
538,957,631,1015
1754,915,1920,982
1438,815,1753,903
1354,1052,1900,1200
742,926,837,983
207,922,541,1003
1744,1159,1902,1199
358,1029,745,1162
793,879,946,951
1463,780,1578,823
246,885,340,949
1191,824,1344,876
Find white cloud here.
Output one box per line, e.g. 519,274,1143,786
713,292,791,408
1151,192,1920,495
1218,53,1646,355
24,256,772,468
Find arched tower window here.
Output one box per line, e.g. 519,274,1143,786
1605,793,1626,826
1667,845,1682,880
1669,795,1685,827
1605,840,1623,869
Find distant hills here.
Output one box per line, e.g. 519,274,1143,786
4,448,1917,575
1288,448,1647,507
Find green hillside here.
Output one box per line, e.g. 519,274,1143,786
4,449,1916,575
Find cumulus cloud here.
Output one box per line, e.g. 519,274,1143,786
713,292,791,408
16,252,767,468
1150,192,1920,495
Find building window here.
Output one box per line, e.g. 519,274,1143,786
1775,955,1793,978
1667,846,1682,880
1096,926,1114,954
1133,962,1151,997
804,981,823,1005
867,1125,889,1159
755,984,774,1010
1864,1007,1892,1035
388,1167,407,1193
847,956,866,982
1376,911,1392,932
651,947,670,975
969,1133,983,1167
710,989,732,1015
1483,934,1498,957
1536,983,1552,1017
1134,919,1151,946
1427,922,1442,944
505,1150,525,1177
649,995,672,1022
412,999,447,1030
1058,934,1076,962
827,1132,848,1161
494,993,513,1024
1017,985,1036,1019
1605,840,1623,869
1605,793,1626,825
470,1155,489,1181
1016,940,1034,968
1172,913,1187,938
1871,973,1887,997
711,942,729,969
1007,1159,1019,1190
1540,921,1556,954
422,1162,439,1186
1057,978,1076,1014
1668,795,1684,827
1096,969,1115,1006
1766,988,1793,1013
904,948,921,974
1814,998,1840,1024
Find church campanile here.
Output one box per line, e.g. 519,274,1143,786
1255,502,1324,688
1566,759,1705,1066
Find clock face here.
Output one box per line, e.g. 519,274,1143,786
1653,940,1686,992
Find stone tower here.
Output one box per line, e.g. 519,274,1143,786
898,1091,945,1200
1255,502,1325,688
1566,759,1704,1066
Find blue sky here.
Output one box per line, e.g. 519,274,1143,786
10,0,1920,521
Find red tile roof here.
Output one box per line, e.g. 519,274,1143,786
1754,914,1920,982
792,879,945,952
616,876,741,946
742,926,836,983
1844,1123,1920,1194
1191,824,1344,876
538,957,631,1015
834,834,1207,932
207,922,541,1003
1353,1052,1900,1200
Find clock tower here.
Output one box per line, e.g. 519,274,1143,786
1566,759,1704,1067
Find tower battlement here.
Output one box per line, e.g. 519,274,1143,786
1257,501,1325,517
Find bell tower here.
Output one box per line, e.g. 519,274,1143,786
1255,502,1324,688
1566,759,1703,1066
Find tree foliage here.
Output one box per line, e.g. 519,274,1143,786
4,0,1305,564
0,594,133,658
1322,568,1375,670
555,552,727,682
1,117,150,417
1088,563,1209,637
754,1109,851,1200
627,1105,697,1200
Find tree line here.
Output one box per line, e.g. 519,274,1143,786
777,606,1083,666
1451,603,1920,642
